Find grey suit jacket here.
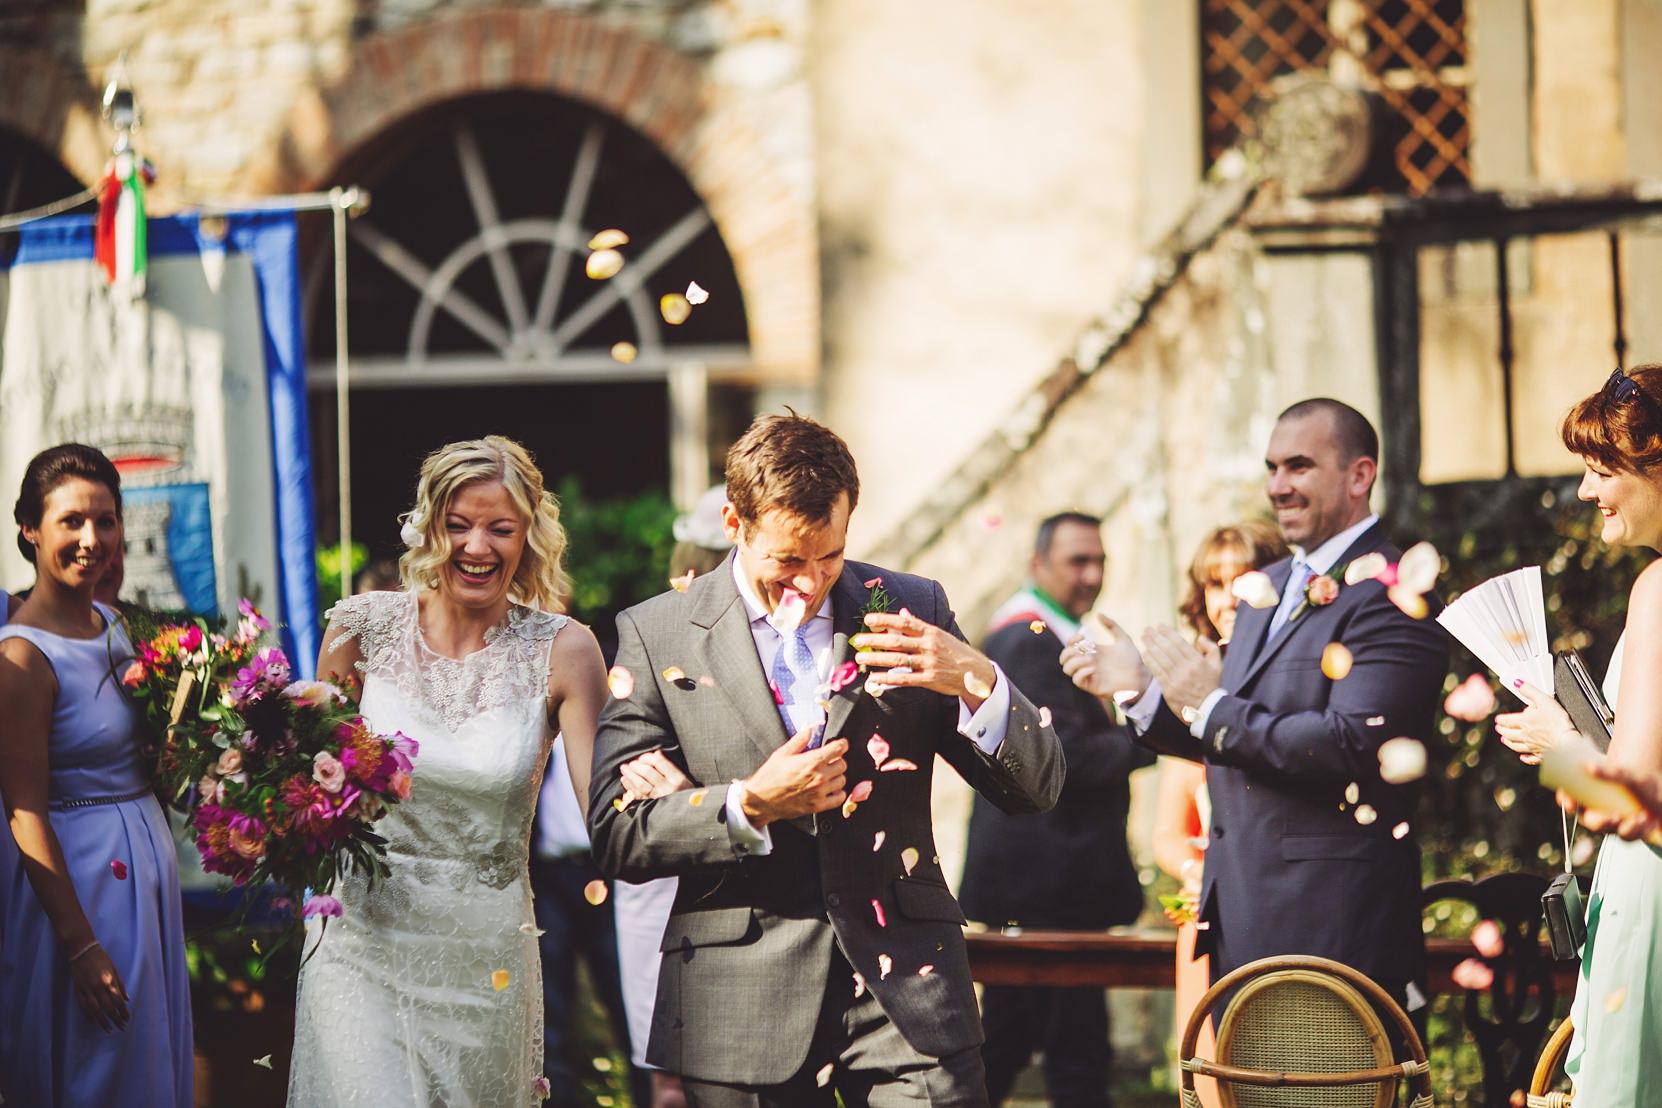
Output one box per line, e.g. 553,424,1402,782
586,556,1065,1085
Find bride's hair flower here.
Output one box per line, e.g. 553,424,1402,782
400,519,425,549
313,750,347,794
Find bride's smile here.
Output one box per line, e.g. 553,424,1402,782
441,479,526,608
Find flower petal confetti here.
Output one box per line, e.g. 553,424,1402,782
686,280,710,305
110,859,128,880
1038,706,1053,728
1451,958,1494,990
878,954,893,980
1605,986,1628,1013
518,922,546,937
583,880,609,906
1353,804,1378,825
816,1062,834,1088
1444,673,1497,722
864,674,889,698
880,759,918,772
1392,821,1411,840
901,847,919,874
849,780,873,804
1030,620,1046,635
868,733,890,767
607,665,634,699
873,831,886,851
670,569,695,592
662,666,687,683
963,672,993,698
1321,643,1353,680
1231,571,1279,609
586,248,624,280
1344,781,1361,804
773,589,808,633
1396,541,1441,594
1344,552,1389,586
1472,919,1504,958
689,790,707,807
871,899,887,927
830,661,860,694
253,1054,273,1069
1388,585,1429,620
1379,737,1428,784
588,228,630,250
982,511,1003,530
1366,715,1386,726
770,680,785,705
918,964,935,976
853,971,866,997
492,969,511,992
610,341,638,364
660,293,692,326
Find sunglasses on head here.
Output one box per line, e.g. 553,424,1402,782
1603,367,1654,409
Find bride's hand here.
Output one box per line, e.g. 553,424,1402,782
618,748,693,806
1494,681,1576,766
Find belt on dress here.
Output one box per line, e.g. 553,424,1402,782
50,785,155,810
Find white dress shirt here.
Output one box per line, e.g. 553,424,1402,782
724,557,1011,854
1124,514,1380,739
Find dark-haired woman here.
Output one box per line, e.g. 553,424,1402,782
0,444,192,1107
1495,366,1662,1107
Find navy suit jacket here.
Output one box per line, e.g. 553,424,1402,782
1137,522,1448,988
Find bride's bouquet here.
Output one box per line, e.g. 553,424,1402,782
120,601,417,917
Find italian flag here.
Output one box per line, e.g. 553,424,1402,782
94,149,150,292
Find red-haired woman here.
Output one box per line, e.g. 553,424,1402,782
1495,366,1662,1107
1150,520,1285,1107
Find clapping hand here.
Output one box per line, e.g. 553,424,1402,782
1141,625,1222,717
1059,612,1150,703
1495,682,1577,766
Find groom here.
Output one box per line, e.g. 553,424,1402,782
587,412,1065,1107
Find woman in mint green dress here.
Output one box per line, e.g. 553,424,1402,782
1497,365,1662,1108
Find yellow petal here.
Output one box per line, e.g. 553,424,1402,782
1029,620,1046,635
251,939,262,954
1344,552,1389,586
662,666,686,683
689,790,707,807
588,228,630,250
1353,804,1378,825
964,672,993,698
610,341,638,364
900,847,919,874
1321,642,1353,680
659,293,692,326
1396,541,1441,594
583,880,609,907
1605,986,1628,1013
586,249,624,280
492,969,511,991
1388,585,1429,620
685,280,710,305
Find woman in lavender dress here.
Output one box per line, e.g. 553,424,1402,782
0,444,192,1107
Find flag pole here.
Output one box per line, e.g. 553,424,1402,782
330,186,362,603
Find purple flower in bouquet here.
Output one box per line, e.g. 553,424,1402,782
389,731,420,774
302,894,343,919
230,648,291,708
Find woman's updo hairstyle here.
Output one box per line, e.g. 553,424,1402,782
13,443,123,564
397,436,570,612
1562,365,1662,473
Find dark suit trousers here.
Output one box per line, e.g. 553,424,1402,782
680,948,989,1108
979,984,1110,1108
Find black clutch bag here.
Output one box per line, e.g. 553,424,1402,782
1553,650,1614,753
1542,870,1587,961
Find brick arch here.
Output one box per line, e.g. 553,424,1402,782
249,7,817,378
0,46,109,187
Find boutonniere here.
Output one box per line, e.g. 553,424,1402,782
853,576,896,643
1286,569,1343,624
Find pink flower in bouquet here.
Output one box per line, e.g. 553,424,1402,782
389,731,420,774
388,769,413,802
229,819,267,862
312,751,347,794
179,625,203,653
216,747,244,775
236,598,271,638
284,680,344,709
230,648,291,707
302,894,343,919
198,774,220,801
121,661,147,689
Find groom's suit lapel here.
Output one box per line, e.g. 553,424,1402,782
820,567,869,744
1234,522,1389,689
688,559,790,767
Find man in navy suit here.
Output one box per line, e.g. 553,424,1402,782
1065,398,1448,1021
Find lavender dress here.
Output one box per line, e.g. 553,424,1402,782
0,602,193,1107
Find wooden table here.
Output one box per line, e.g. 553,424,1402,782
965,927,1580,995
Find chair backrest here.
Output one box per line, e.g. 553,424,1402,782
1526,1016,1575,1107
1181,955,1434,1108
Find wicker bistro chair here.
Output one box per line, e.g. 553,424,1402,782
1178,955,1435,1108
1526,1017,1575,1107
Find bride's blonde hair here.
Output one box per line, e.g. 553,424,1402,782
397,436,570,612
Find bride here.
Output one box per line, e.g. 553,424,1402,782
289,437,608,1107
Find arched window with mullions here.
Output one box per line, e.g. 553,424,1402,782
302,92,750,557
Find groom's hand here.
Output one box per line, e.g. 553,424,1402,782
737,730,849,828
852,609,999,710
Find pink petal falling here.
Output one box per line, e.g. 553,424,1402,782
867,733,890,768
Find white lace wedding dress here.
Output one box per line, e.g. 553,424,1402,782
288,591,566,1108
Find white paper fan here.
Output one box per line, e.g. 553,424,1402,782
1435,566,1553,692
